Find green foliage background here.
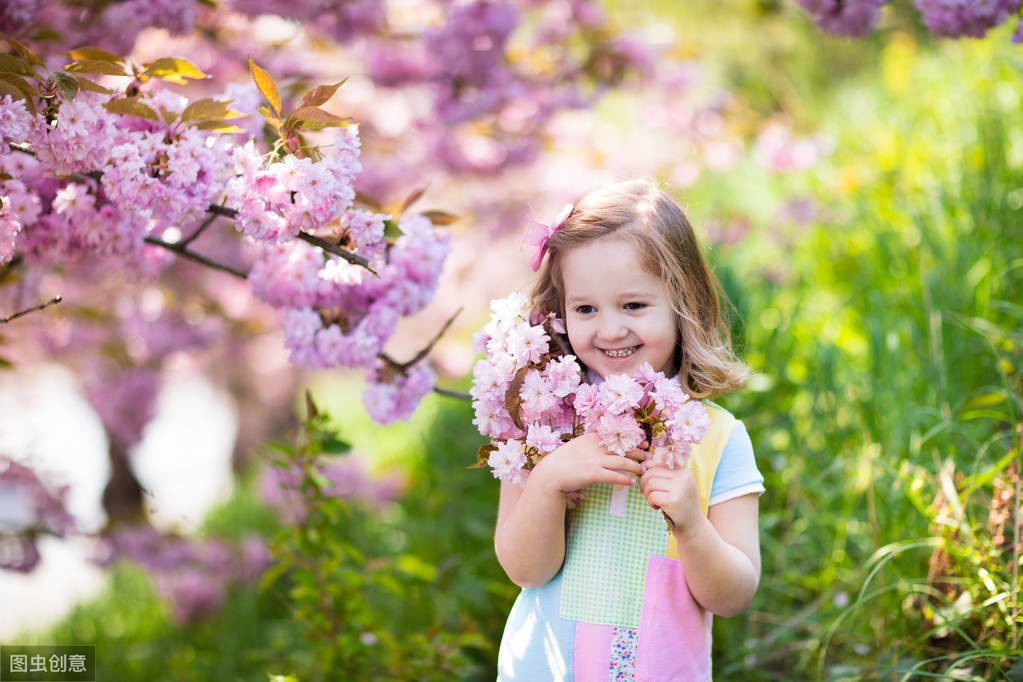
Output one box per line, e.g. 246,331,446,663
21,4,1023,681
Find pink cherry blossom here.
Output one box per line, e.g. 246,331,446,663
487,439,527,484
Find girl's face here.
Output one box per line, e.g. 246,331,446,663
560,236,678,379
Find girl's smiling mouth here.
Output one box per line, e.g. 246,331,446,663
601,345,639,358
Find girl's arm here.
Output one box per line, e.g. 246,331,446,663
674,493,760,617
640,465,761,617
494,433,644,589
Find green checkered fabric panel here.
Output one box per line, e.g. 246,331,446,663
559,481,668,628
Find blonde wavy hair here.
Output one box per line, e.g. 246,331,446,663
530,178,748,400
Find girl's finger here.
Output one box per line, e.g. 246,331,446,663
639,469,673,488
647,490,670,509
624,448,648,462
603,456,642,475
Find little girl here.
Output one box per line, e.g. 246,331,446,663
494,178,764,681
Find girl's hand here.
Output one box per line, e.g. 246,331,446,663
639,462,703,534
532,433,644,496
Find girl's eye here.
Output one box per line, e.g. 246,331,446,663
575,305,596,314
624,302,647,310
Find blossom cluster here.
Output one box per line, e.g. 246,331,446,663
99,525,270,624
914,0,1019,39
225,130,360,243
470,293,582,484
260,454,405,524
471,293,711,486
798,0,1022,41
796,0,885,38
274,210,450,424
1,55,451,427
574,365,710,468
0,458,76,572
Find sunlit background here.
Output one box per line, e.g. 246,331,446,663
1,0,1021,679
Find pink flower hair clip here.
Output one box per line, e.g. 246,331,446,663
524,203,574,272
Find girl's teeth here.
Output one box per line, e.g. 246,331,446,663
603,347,636,358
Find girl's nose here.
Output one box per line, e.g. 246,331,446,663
596,313,628,340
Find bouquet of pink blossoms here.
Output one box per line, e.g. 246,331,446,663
574,364,711,468
470,293,583,485
471,294,711,491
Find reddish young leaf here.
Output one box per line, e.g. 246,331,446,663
505,366,530,432
298,79,348,110
397,185,428,217
468,443,497,469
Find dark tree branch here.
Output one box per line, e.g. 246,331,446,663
203,203,377,274
296,231,376,275
431,385,471,401
179,212,220,248
1,295,62,323
144,236,248,279
380,307,462,371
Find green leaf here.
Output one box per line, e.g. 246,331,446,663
382,219,403,239
248,55,281,117
73,76,114,94
190,120,247,134
304,389,319,420
0,356,12,369
0,73,37,114
960,391,1005,410
298,79,347,109
51,71,79,101
103,98,161,122
180,97,244,122
320,436,351,455
259,560,290,592
65,60,130,76
419,209,459,225
142,57,209,84
67,46,123,63
396,554,437,582
258,106,281,129
0,54,37,78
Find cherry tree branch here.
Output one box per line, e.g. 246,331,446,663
379,307,462,371
143,236,248,279
179,212,221,248
5,146,375,274
377,307,471,401
295,232,377,275
1,295,62,323
432,386,471,401
204,203,376,274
